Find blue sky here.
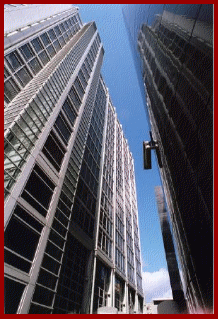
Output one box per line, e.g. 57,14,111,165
76,4,173,301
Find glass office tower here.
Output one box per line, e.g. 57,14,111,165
123,4,213,313
4,4,143,314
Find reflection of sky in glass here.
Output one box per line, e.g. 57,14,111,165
123,4,213,49
146,4,165,28
122,4,213,101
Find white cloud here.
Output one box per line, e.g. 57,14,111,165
142,268,173,303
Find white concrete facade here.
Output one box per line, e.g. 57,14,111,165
4,5,144,314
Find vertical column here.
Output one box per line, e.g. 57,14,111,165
107,269,114,307
123,282,129,314
81,251,94,314
112,108,117,310
134,293,139,314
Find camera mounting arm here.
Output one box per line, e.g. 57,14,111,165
143,131,163,169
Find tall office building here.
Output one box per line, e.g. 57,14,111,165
123,4,213,313
4,4,144,314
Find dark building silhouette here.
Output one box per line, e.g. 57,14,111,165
123,4,213,313
155,186,187,313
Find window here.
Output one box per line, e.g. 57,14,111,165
4,66,10,79
28,57,42,75
62,98,77,126
5,51,23,71
59,23,65,33
39,51,50,65
20,43,34,61
45,240,63,261
49,229,65,249
32,284,55,307
74,77,84,100
42,130,66,171
4,205,43,272
4,78,20,102
68,86,81,112
63,32,69,42
53,40,61,52
65,20,70,28
81,64,89,81
29,303,51,314
37,268,58,290
4,277,26,314
21,164,55,216
41,254,60,275
78,70,87,89
16,66,32,87
40,33,51,47
47,44,56,58
48,29,56,41
58,36,65,47
54,114,72,145
31,38,43,53
54,26,61,36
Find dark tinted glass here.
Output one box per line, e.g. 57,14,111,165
55,115,72,144
4,216,40,261
4,277,25,314
21,165,55,216
62,99,77,126
42,131,66,171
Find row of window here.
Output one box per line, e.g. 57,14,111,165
102,177,113,201
116,214,124,235
81,155,100,187
99,209,113,238
4,14,81,104
4,23,98,200
127,262,135,284
126,232,133,250
58,41,103,217
56,35,102,209
101,192,113,218
72,195,95,238
115,210,125,274
117,203,125,219
136,274,143,293
115,230,125,253
115,248,125,273
98,101,115,260
116,193,124,215
98,228,112,259
65,74,105,236
127,246,134,265
30,233,88,314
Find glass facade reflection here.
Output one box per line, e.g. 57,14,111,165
123,4,213,313
4,5,144,314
